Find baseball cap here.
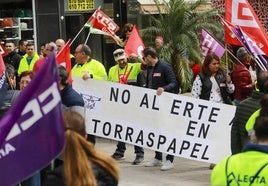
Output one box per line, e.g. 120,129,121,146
113,48,126,61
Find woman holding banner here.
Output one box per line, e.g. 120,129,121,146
191,52,234,105
191,53,234,169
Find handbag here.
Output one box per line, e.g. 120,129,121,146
0,17,14,28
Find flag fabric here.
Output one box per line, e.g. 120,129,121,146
0,53,7,108
230,26,268,71
220,16,241,46
85,7,122,45
0,43,8,57
225,0,268,55
0,54,65,186
56,39,72,84
124,25,145,58
201,28,225,59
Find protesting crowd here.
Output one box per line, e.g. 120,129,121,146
1,1,268,186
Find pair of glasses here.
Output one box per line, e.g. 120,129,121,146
113,51,124,57
124,28,133,33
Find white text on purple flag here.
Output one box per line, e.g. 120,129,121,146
5,82,61,142
201,29,225,59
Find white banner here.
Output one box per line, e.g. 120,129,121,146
73,77,236,164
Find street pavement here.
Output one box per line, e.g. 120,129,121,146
95,137,212,186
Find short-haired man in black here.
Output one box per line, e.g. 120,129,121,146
142,47,179,171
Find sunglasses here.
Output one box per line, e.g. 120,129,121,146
124,28,133,33
113,51,124,57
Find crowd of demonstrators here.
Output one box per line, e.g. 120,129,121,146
43,110,120,186
1,21,267,186
109,48,145,165
232,47,255,105
142,47,179,171
231,71,268,155
211,95,268,186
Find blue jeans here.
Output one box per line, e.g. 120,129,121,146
116,141,144,154
17,171,40,186
155,151,174,162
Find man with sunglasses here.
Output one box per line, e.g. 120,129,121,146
109,48,146,165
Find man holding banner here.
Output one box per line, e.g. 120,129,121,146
109,48,146,165
142,47,179,171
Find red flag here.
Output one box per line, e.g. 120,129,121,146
124,25,145,57
221,16,241,46
56,39,72,84
0,53,5,76
225,0,268,55
85,8,122,45
0,43,8,57
0,53,7,107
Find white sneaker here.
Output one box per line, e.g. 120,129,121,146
145,158,162,167
161,160,174,171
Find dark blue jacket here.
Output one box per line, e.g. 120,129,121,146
146,60,179,93
60,84,84,107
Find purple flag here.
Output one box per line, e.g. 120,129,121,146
231,26,268,71
0,54,65,186
201,28,225,59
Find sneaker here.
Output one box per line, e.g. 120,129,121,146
111,151,125,160
132,154,144,165
160,160,174,171
145,158,162,167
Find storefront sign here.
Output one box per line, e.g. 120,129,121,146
68,0,94,11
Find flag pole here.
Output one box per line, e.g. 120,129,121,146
85,27,91,44
70,27,85,46
225,44,228,74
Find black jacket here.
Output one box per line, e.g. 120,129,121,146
199,72,232,105
60,84,84,107
3,51,22,71
146,60,179,93
231,90,264,154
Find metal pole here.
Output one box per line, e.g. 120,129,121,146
70,26,84,46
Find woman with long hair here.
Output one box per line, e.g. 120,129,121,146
44,110,119,186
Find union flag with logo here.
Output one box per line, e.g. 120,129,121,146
225,0,268,55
